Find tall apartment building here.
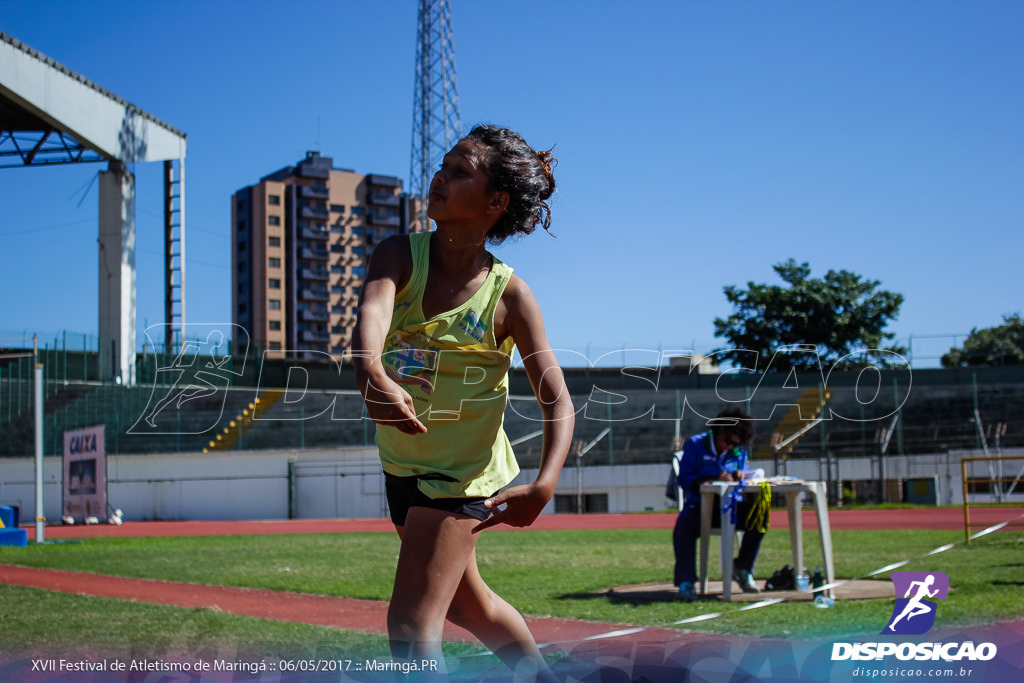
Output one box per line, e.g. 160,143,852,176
232,151,419,359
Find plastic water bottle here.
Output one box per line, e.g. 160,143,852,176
796,571,810,592
811,567,833,608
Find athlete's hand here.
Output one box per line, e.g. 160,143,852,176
473,483,551,532
360,371,427,435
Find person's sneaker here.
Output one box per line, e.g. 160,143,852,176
677,581,698,601
733,567,760,593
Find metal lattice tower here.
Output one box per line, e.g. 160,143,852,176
410,0,461,233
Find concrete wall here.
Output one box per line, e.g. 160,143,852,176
1,448,1020,524
0,447,375,523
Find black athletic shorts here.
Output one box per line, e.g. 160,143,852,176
383,472,494,526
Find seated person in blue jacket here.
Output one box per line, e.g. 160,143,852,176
673,407,760,600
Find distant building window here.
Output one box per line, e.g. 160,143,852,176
269,299,281,310
331,204,345,213
237,241,246,253
351,206,366,216
268,195,281,205
269,342,282,351
351,266,366,277
268,236,281,247
269,278,281,289
238,303,247,314
269,320,281,331
351,226,366,236
237,261,247,272
268,215,281,226
268,257,281,268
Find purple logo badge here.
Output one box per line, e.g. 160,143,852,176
883,571,949,635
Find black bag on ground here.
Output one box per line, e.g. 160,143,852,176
764,564,796,591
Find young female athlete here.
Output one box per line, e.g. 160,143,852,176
352,124,575,680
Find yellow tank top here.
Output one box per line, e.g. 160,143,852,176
376,231,519,499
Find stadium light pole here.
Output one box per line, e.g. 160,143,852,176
33,335,45,543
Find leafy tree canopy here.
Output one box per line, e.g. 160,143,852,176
712,259,906,372
941,314,1024,368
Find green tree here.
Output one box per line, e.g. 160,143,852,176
941,314,1024,367
712,259,906,372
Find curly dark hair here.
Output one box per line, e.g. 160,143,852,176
462,125,556,244
709,407,756,447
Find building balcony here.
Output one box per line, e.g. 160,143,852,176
299,287,329,301
368,190,400,207
300,206,330,220
300,226,329,240
367,174,402,188
368,212,400,227
299,185,329,200
300,268,329,281
300,247,329,261
301,310,329,323
297,163,330,180
301,330,330,343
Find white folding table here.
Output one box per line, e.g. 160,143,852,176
699,479,835,601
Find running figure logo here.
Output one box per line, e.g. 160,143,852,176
883,571,949,635
129,324,248,435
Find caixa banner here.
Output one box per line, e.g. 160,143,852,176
63,424,106,523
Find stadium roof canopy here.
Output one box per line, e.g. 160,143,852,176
1,30,188,384
0,30,186,167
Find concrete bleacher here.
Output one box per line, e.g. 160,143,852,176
1,363,1022,467
787,381,1024,459
0,379,95,457
225,389,376,451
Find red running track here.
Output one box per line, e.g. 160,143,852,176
3,506,1022,676
32,506,1024,539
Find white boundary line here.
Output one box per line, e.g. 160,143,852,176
458,509,1024,658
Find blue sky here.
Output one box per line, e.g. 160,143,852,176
1,0,1021,368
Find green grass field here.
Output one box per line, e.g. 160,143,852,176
1,523,1021,663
